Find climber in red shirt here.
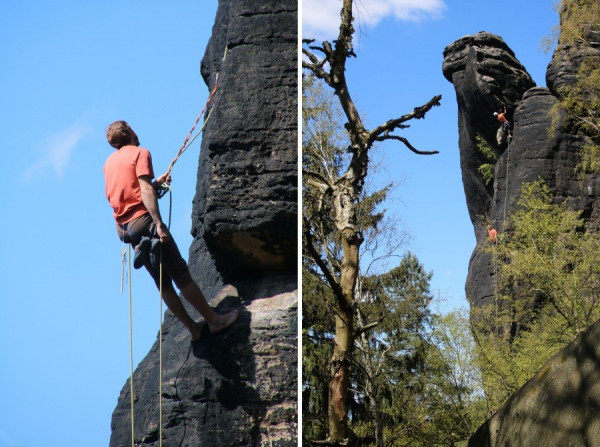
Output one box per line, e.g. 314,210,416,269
488,226,498,244
493,107,512,141
103,120,238,341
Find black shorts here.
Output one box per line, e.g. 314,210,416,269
116,213,193,291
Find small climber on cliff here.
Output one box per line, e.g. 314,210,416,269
487,226,498,244
103,120,238,341
493,107,512,144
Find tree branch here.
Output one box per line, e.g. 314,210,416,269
303,60,330,83
304,169,333,191
304,217,350,312
302,40,333,83
368,95,442,144
309,439,350,446
374,135,439,155
354,320,379,337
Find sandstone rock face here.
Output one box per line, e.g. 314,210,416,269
109,1,297,445
110,285,298,447
442,32,535,229
443,31,599,309
468,318,600,447
190,0,297,286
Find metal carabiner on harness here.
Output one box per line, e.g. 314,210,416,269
156,182,171,199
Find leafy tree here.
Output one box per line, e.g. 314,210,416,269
549,0,600,173
353,253,434,447
472,180,600,410
303,266,336,442
302,1,441,441
558,0,600,45
475,133,497,186
423,309,488,446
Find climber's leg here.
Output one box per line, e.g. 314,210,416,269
161,285,204,341
179,281,239,334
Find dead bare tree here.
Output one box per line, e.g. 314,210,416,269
303,0,441,442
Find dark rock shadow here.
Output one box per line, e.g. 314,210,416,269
191,294,269,446
191,296,252,383
194,296,263,390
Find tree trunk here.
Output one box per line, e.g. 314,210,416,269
328,311,353,440
328,231,360,440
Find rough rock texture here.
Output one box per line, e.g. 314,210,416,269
109,1,297,446
190,0,297,287
110,285,297,447
442,32,535,232
442,31,599,309
467,318,600,447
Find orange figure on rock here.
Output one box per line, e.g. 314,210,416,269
488,227,498,243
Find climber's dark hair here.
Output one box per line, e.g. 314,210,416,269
106,120,137,149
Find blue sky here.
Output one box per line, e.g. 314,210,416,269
303,0,559,313
0,1,559,446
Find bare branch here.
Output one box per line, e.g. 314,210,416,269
302,46,321,65
302,38,334,84
374,135,439,155
368,95,442,144
304,169,333,191
355,320,379,337
303,60,330,83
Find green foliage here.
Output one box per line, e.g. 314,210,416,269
477,164,495,186
352,253,435,446
558,0,600,46
424,309,488,445
580,142,600,174
539,1,562,54
564,57,600,173
302,267,335,441
550,0,600,173
304,248,488,446
347,256,488,446
475,133,497,186
473,179,600,410
475,134,497,162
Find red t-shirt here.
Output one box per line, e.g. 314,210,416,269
497,113,508,124
103,145,154,225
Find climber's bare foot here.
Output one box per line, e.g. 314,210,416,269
190,321,206,342
208,309,239,334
